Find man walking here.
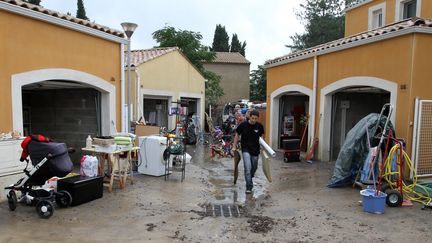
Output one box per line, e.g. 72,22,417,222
233,110,264,194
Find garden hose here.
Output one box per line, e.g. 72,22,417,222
381,144,432,206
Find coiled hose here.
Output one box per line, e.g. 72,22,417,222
381,143,432,206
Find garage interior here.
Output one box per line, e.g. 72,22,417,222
330,86,390,160
143,97,168,128
180,98,198,117
278,93,309,151
22,80,101,163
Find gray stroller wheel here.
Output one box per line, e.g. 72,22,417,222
7,190,17,211
56,190,72,208
36,200,54,218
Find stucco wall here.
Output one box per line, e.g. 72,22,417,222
202,63,250,105
345,0,381,36
265,59,314,142
316,36,413,139
0,10,122,133
134,50,205,129
266,34,424,157
138,51,205,94
345,0,431,36
420,0,432,19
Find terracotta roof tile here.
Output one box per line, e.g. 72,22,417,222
128,47,179,67
265,18,432,67
1,0,124,38
205,52,250,64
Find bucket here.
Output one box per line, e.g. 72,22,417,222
360,189,387,214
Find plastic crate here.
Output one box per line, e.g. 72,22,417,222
57,175,103,206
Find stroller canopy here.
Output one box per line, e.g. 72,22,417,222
27,141,74,185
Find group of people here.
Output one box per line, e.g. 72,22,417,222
229,105,265,194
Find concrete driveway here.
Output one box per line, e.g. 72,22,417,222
0,143,430,242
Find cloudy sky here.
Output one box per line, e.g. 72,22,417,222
42,0,305,70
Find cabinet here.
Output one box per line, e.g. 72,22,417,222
0,139,25,176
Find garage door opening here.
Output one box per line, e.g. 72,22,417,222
22,80,101,162
143,97,169,128
329,86,390,160
180,97,198,117
278,92,309,151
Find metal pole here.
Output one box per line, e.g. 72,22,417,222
127,38,132,133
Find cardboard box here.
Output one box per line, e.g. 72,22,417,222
135,125,159,137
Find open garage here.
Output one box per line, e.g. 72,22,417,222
22,81,102,162
329,86,390,160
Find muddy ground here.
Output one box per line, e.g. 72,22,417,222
0,143,431,242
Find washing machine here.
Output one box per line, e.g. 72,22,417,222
138,136,167,176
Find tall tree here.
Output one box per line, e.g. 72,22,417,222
230,34,247,57
287,0,345,51
23,0,41,5
153,26,224,107
211,24,230,52
230,34,241,53
239,41,246,57
76,0,89,20
250,66,267,102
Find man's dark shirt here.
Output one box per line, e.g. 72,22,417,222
236,121,264,156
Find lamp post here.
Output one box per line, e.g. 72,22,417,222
121,22,138,133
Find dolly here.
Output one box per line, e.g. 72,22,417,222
378,140,432,207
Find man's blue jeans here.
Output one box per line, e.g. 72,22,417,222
242,151,258,191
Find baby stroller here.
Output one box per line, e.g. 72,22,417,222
5,135,74,218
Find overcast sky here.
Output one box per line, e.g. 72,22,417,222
42,0,305,70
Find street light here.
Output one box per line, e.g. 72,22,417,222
121,22,138,133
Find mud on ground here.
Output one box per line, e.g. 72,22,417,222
0,144,431,242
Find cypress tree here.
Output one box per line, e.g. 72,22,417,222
76,0,89,20
230,34,247,57
23,0,41,5
211,24,230,52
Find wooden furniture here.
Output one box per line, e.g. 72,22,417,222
81,146,139,192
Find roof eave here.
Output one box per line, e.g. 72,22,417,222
343,0,373,13
0,1,127,44
264,27,432,69
129,47,178,67
132,48,206,80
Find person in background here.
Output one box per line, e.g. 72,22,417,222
234,104,245,125
232,110,264,194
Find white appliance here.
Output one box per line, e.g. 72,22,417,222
138,136,167,176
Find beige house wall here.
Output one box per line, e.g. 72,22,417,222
203,63,250,105
128,50,205,129
0,10,123,133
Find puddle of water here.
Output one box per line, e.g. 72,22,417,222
188,143,271,209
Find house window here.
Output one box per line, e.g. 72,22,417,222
395,0,420,21
403,0,417,19
372,9,383,28
368,3,386,30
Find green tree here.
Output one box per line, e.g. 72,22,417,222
153,26,224,107
211,24,230,52
287,0,345,51
23,0,41,5
250,66,267,102
76,0,89,20
230,34,247,57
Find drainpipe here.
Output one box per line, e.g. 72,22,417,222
135,68,141,121
310,56,318,145
120,43,126,133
